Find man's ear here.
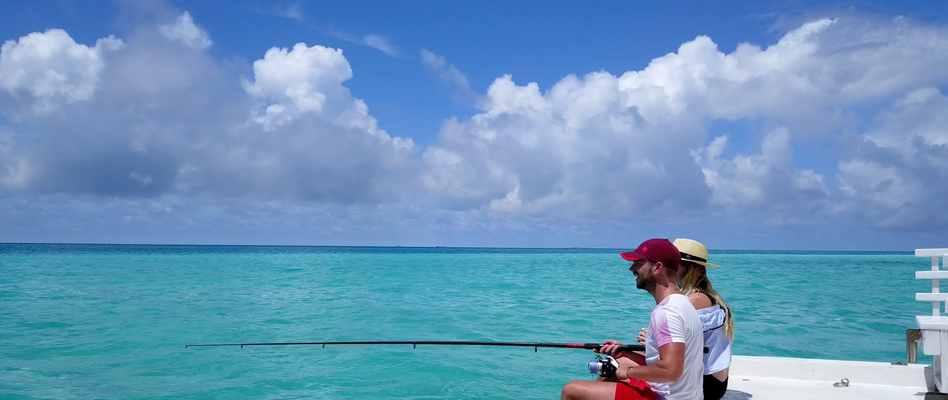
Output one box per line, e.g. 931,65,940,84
653,261,673,281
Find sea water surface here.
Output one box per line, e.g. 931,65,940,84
0,244,929,399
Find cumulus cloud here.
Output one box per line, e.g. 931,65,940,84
838,87,948,229
693,128,829,223
0,11,416,204
0,126,30,190
243,43,353,130
158,11,212,50
423,72,709,218
205,41,418,202
0,29,123,112
610,17,948,136
3,11,948,244
419,15,948,231
420,49,479,103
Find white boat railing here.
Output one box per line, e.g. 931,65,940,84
915,248,948,392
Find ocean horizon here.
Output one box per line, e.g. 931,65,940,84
0,242,917,254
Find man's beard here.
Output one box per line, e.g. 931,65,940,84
635,274,655,291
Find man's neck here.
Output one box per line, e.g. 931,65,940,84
649,281,681,304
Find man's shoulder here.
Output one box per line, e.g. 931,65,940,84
653,295,699,322
662,294,703,329
665,293,698,311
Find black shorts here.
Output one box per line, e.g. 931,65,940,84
703,374,728,400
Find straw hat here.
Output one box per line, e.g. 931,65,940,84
672,238,719,269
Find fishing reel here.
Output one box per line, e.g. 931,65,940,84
587,354,619,379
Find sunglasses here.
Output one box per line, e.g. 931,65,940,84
628,260,648,272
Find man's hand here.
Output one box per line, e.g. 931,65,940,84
614,357,641,380
598,339,622,355
637,328,647,344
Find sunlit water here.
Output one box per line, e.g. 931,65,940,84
0,244,928,399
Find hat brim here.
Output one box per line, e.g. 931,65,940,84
684,259,719,269
620,251,644,262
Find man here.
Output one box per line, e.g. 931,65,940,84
561,238,704,400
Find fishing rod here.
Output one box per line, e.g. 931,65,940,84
185,340,645,353
184,340,698,379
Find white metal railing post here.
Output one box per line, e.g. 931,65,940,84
935,256,942,317
944,256,948,315
916,248,948,393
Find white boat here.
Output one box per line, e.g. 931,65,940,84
724,248,947,399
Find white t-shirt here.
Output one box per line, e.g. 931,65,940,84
644,293,704,400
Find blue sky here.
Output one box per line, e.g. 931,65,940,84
1,1,948,249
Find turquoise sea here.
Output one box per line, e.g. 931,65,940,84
0,244,930,399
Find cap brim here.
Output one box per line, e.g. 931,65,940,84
620,251,644,262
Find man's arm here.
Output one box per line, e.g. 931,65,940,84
617,342,684,383
615,351,646,366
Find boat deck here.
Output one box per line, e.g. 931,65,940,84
725,356,936,400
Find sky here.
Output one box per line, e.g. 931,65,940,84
1,0,948,250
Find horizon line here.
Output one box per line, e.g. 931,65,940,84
0,241,915,253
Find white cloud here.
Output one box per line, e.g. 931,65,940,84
694,128,828,218
3,13,948,243
0,126,30,190
158,11,212,50
363,34,398,56
863,88,948,158
273,3,303,21
423,72,709,218
328,30,398,56
614,17,948,133
0,29,123,112
243,43,354,130
206,41,419,202
419,15,948,230
837,87,948,228
0,16,417,204
420,49,478,103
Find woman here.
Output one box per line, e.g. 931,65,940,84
638,238,733,400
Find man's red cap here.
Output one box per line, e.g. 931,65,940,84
620,238,681,269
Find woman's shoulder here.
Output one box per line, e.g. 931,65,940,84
688,291,714,309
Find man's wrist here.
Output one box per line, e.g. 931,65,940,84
627,364,649,380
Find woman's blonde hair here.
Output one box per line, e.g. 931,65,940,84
680,262,734,339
